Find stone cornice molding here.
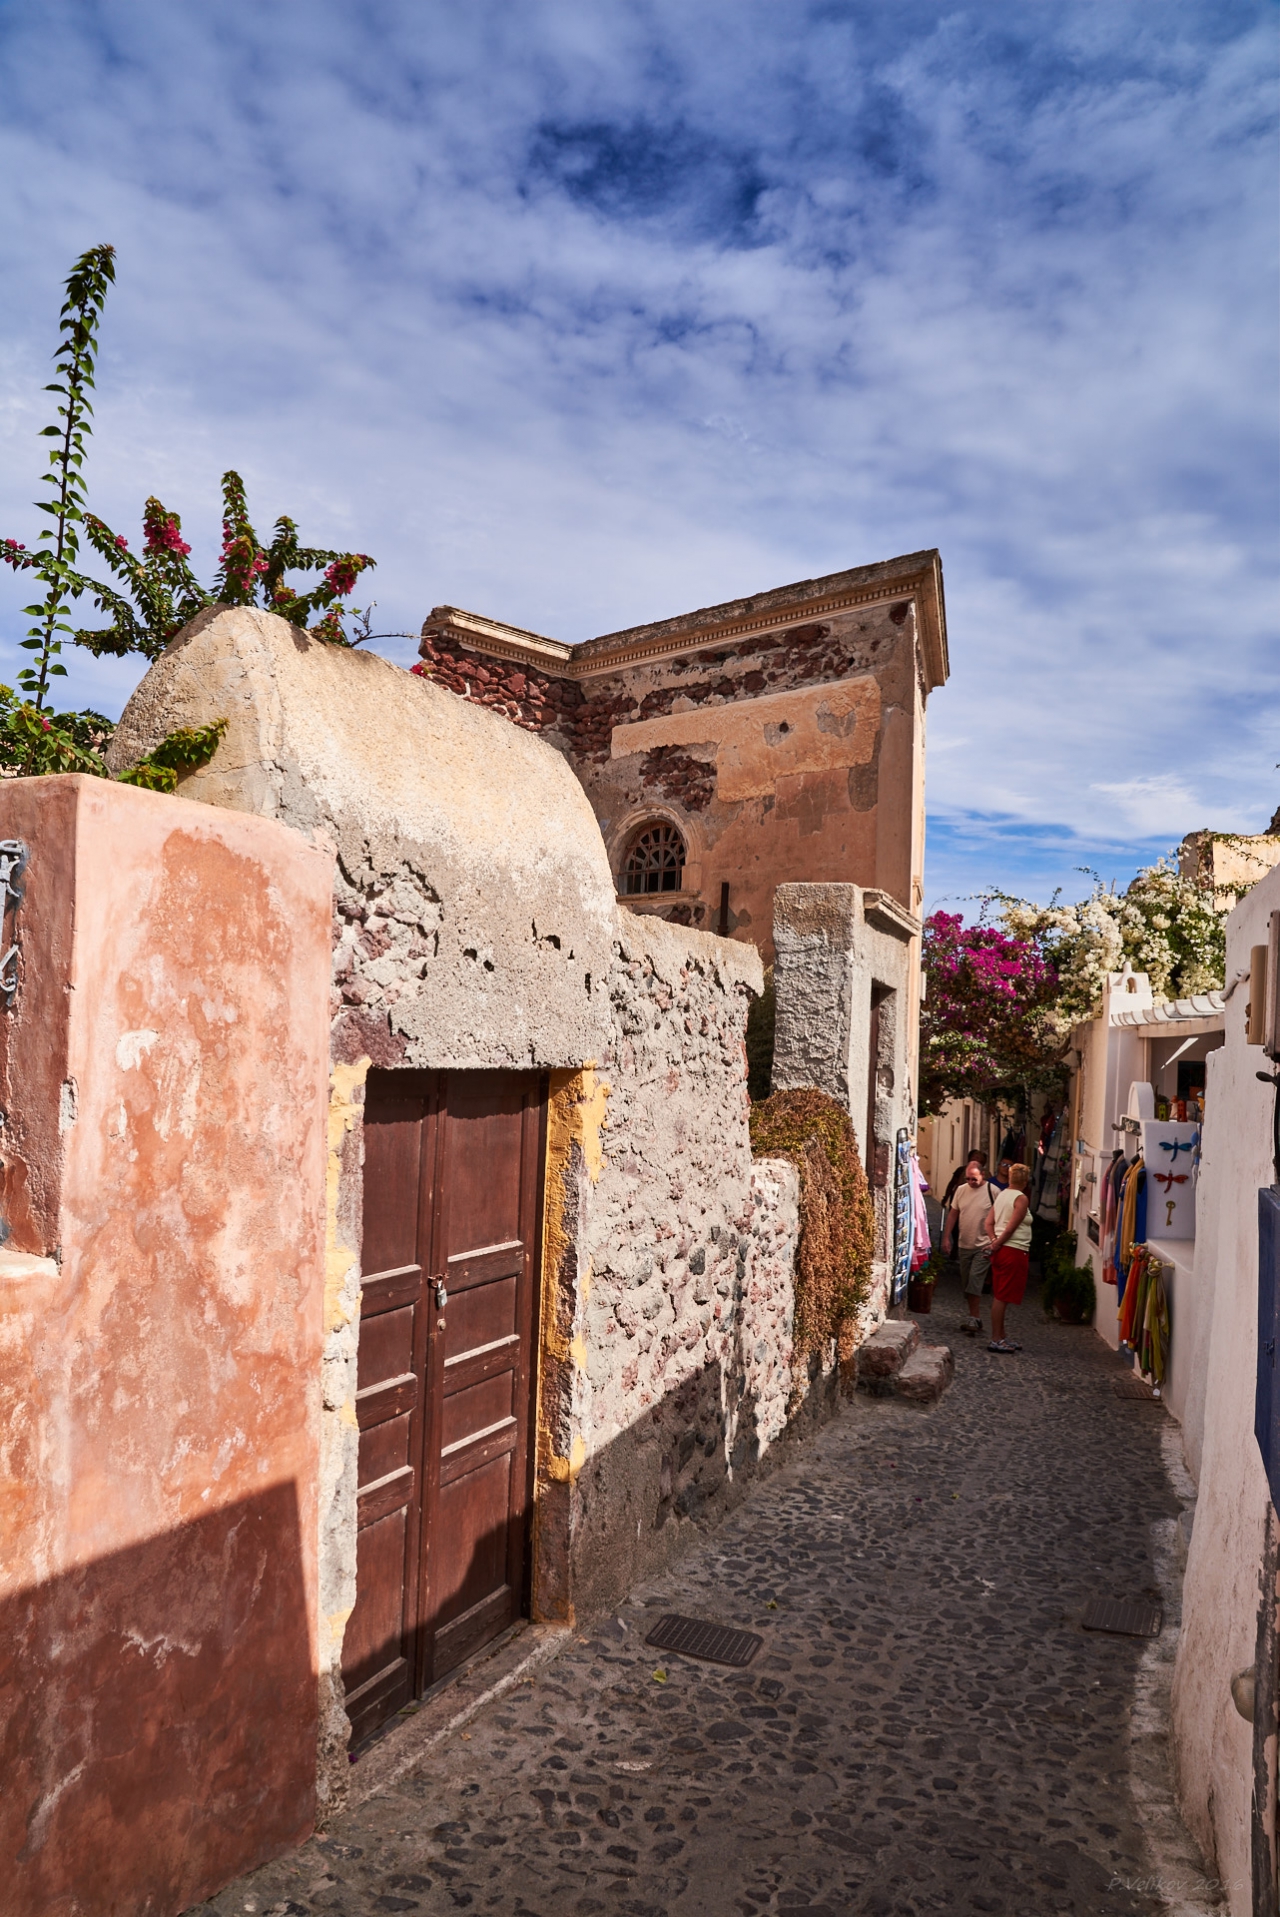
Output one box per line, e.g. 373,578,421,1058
422,549,950,694
862,890,922,943
422,606,573,667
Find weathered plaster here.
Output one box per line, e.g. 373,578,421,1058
108,606,616,1074
317,1055,369,1816
0,776,332,1917
609,675,880,801
1171,868,1280,1914
419,564,941,973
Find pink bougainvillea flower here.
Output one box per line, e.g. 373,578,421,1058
114,534,129,550
143,503,192,559
324,555,368,598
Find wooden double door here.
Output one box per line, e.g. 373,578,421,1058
341,1068,546,1745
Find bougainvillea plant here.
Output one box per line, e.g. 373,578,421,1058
749,1086,875,1376
3,246,377,785
0,242,224,785
2,243,117,710
997,860,1226,1023
921,854,1231,1118
919,910,1063,1116
74,469,375,661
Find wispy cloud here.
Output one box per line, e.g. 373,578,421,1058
0,0,1274,905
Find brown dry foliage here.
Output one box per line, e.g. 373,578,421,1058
749,1086,876,1362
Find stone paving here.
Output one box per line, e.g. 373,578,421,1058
199,1274,1219,1917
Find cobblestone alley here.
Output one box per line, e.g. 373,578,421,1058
200,1276,1220,1917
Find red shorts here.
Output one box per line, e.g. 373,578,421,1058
992,1247,1029,1305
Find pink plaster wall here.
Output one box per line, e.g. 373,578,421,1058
0,776,333,1917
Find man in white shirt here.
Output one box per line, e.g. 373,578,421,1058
942,1156,1001,1335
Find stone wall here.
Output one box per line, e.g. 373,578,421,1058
107,610,814,1828
534,914,804,1623
108,607,617,1813
416,555,942,1148
770,882,919,1306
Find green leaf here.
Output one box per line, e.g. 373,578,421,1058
134,717,228,775
114,760,178,793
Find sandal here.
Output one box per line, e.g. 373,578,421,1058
987,1339,1019,1354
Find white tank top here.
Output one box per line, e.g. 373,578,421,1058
992,1186,1032,1251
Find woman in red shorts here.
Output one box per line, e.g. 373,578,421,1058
982,1163,1032,1353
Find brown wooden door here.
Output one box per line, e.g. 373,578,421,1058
342,1068,544,1746
341,1081,435,1746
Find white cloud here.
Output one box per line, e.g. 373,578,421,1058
1091,776,1210,840
0,0,1274,898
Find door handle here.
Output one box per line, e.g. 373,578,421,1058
431,1276,448,1310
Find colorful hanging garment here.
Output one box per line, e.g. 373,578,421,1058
1118,1245,1138,1344
1119,1243,1150,1347
909,1151,931,1273
1138,1258,1170,1387
1117,1159,1145,1301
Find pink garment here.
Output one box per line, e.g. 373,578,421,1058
1101,1154,1120,1287
910,1152,931,1272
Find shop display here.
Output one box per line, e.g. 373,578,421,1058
1119,1244,1170,1388
1140,1119,1199,1239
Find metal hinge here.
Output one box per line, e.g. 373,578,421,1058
0,842,29,1006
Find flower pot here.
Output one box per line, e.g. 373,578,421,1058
907,1280,934,1314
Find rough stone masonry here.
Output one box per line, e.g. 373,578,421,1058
537,913,806,1625
106,607,830,1838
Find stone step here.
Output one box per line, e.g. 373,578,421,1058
895,1344,955,1406
857,1318,921,1393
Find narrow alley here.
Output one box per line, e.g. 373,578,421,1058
198,1275,1218,1917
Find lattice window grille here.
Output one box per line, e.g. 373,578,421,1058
623,823,685,896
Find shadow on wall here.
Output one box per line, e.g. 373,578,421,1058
0,1482,315,1917
562,1350,836,1624
351,1356,839,1759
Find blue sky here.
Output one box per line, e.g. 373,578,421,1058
1,0,1275,911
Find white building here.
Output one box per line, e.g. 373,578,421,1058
1066,969,1225,1431
1062,873,1280,1912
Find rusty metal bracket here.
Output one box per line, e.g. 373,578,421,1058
0,841,29,1006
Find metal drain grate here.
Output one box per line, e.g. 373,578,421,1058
644,1614,764,1668
1113,1375,1159,1400
1081,1598,1162,1637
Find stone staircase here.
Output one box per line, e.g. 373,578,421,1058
857,1318,954,1405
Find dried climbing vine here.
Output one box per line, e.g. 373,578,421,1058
749,1087,875,1364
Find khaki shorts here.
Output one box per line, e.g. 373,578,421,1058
958,1245,991,1297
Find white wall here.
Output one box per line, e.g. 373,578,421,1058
1171,867,1278,1912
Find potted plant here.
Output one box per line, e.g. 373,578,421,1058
907,1242,945,1315
1041,1229,1096,1325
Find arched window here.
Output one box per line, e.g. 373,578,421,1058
623,822,685,895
